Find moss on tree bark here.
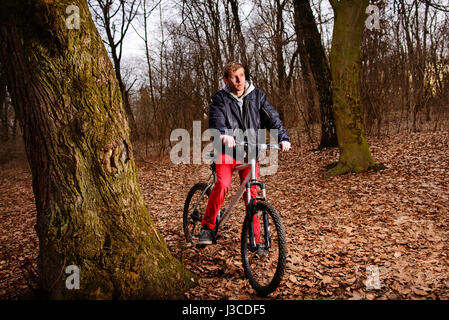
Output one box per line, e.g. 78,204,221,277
327,0,376,177
0,0,195,299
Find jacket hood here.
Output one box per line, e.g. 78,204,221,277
223,80,255,101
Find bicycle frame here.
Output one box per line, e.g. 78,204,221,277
211,157,266,231
190,143,279,241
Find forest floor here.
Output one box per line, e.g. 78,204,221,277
0,131,448,300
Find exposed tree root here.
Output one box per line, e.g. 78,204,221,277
322,161,388,179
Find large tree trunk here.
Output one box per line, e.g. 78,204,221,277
327,0,375,175
0,0,194,299
293,0,338,149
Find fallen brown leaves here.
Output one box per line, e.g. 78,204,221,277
0,167,39,299
1,131,448,300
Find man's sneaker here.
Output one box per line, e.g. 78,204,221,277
198,227,215,245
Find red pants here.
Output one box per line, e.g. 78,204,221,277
201,153,261,243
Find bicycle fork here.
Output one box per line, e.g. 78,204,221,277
246,181,270,250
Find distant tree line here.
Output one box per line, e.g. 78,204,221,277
1,0,448,157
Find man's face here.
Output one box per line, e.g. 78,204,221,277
224,67,246,96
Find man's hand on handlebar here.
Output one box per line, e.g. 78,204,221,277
280,140,291,152
220,134,236,148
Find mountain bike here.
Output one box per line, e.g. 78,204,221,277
183,143,287,297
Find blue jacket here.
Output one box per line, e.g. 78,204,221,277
209,82,289,159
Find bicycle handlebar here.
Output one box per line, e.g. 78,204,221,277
236,142,282,151
259,143,282,151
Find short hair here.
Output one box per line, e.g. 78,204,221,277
223,61,245,79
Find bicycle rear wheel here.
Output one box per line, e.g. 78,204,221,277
241,200,287,296
183,182,211,244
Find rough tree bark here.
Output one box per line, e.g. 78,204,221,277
0,0,194,299
293,0,338,149
327,0,376,175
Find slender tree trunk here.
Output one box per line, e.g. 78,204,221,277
293,0,338,149
327,0,375,175
295,29,318,125
273,0,288,122
0,71,8,141
142,0,157,157
228,0,248,68
12,109,18,139
0,0,194,299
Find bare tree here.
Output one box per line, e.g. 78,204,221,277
293,0,338,149
89,0,141,141
228,0,249,67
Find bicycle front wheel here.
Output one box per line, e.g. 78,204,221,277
241,200,287,297
183,182,211,244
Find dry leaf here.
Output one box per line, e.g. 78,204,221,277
413,288,428,296
322,275,332,284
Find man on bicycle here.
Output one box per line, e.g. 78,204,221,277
199,61,291,245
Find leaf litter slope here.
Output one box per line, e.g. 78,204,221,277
1,131,448,299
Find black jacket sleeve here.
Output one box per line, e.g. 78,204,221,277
259,91,290,142
209,93,227,134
